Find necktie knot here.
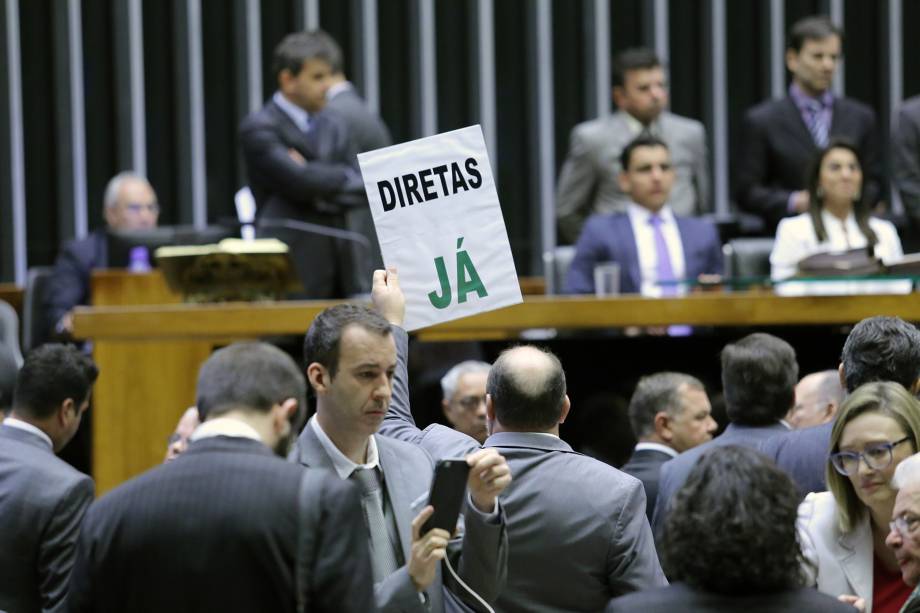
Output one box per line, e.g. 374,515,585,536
351,467,380,495
648,214,663,228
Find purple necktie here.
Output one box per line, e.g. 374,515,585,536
648,214,676,296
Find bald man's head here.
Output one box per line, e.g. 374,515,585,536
486,346,567,431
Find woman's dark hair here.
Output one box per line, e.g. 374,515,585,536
805,138,877,247
660,446,807,594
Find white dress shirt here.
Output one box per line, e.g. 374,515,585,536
309,415,380,480
633,441,678,458
190,417,261,443
626,203,687,297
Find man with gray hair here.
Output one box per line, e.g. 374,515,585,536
440,360,491,444
621,372,717,520
785,370,845,430
45,171,159,338
886,453,920,612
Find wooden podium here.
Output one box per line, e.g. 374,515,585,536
76,271,920,494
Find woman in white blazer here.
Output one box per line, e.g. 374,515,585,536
770,140,907,295
798,382,920,612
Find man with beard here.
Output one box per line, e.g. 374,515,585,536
67,342,374,613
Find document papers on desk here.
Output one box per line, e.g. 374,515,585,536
358,125,522,331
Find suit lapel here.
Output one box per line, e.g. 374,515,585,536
612,216,641,292
292,425,337,471
267,101,317,159
836,518,873,603
376,436,416,561
675,217,696,276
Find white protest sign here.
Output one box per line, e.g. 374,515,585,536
357,125,522,331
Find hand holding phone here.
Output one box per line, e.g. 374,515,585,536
421,459,470,534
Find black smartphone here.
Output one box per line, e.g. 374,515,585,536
421,458,471,534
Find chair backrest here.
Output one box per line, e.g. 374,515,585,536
0,300,23,367
22,266,56,353
723,237,775,280
543,245,577,295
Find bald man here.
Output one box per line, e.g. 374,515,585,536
785,370,844,430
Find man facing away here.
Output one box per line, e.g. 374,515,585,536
564,134,722,296
373,268,666,613
555,47,710,244
0,344,98,613
290,284,510,613
67,342,375,613
734,15,880,232
652,333,797,534
621,372,717,521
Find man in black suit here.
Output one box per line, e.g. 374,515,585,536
734,16,881,232
652,333,796,534
240,30,367,299
621,372,717,521
44,172,159,339
760,316,920,498
67,342,375,613
0,344,97,613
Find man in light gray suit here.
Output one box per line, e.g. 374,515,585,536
651,333,797,535
374,270,666,612
290,269,510,613
556,47,710,244
0,344,98,613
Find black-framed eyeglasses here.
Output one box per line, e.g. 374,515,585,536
829,436,912,476
455,395,487,411
890,514,920,538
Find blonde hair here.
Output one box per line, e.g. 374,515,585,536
827,381,920,532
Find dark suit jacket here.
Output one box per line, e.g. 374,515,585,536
44,230,107,336
67,436,374,613
564,212,723,294
325,85,392,292
735,95,881,231
620,447,674,522
759,421,832,499
239,99,366,298
0,424,94,613
605,582,855,613
893,96,920,235
651,422,789,536
378,327,666,612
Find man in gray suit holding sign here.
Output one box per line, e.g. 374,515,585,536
375,270,666,612
556,47,710,244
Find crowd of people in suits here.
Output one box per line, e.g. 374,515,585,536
560,15,920,299
8,268,920,612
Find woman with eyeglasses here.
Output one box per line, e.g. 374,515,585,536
798,381,920,613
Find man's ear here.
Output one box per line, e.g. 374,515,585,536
653,411,672,442
273,398,298,432
617,170,631,195
306,362,330,394
911,378,920,396
278,68,294,92
485,394,496,422
57,398,76,426
838,364,847,394
612,85,625,108
441,398,455,423
785,48,798,73
558,395,571,424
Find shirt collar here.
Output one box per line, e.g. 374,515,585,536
634,441,679,458
789,82,834,112
309,415,379,480
326,80,353,100
621,112,661,137
272,90,311,132
3,417,54,450
190,417,262,443
627,202,675,225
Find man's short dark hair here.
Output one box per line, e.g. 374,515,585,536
841,316,920,393
196,342,307,429
787,16,843,53
303,304,392,378
0,345,17,415
272,30,343,81
628,372,704,438
661,445,806,594
612,47,661,88
619,134,669,171
13,344,98,420
486,346,566,431
721,333,798,425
